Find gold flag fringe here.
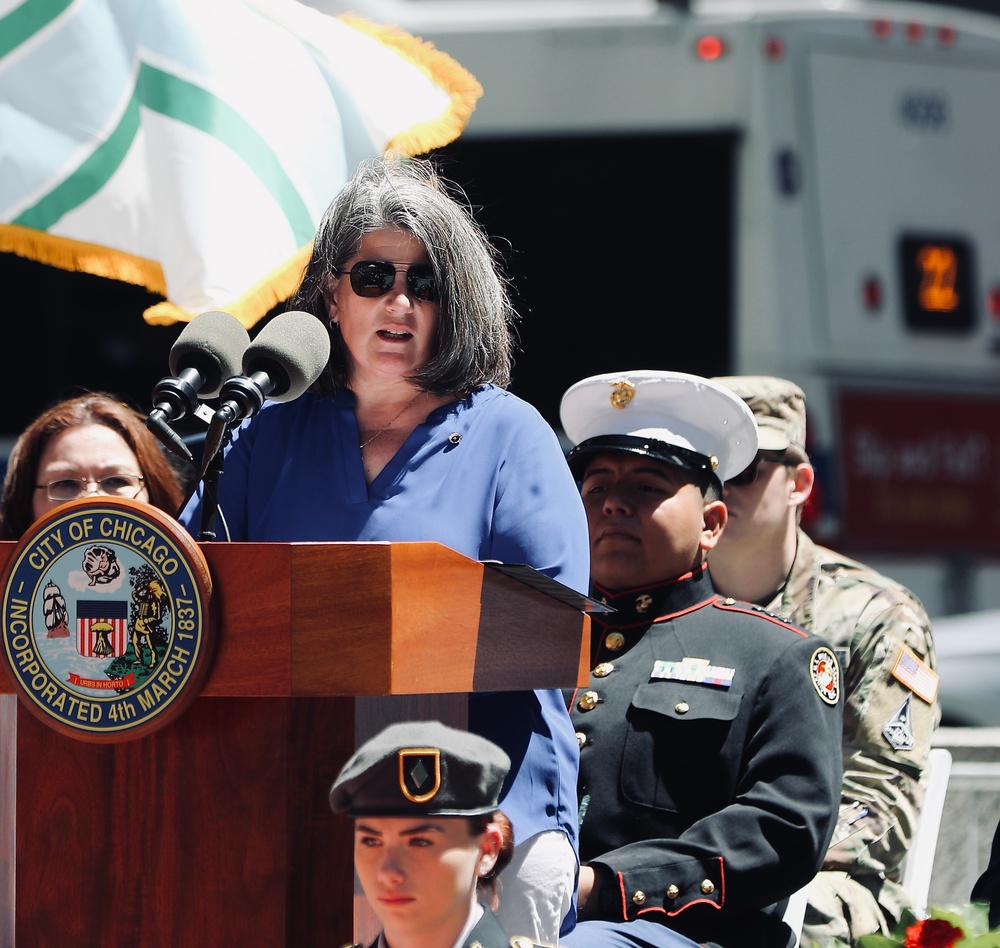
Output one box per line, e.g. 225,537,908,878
339,14,483,157
0,224,167,295
142,243,314,329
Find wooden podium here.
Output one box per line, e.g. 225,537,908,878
0,540,591,948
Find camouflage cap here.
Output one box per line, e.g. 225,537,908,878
329,721,510,818
712,376,807,453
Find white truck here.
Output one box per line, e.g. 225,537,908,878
322,0,1000,617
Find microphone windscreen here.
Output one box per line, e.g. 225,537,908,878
243,311,331,402
168,310,251,398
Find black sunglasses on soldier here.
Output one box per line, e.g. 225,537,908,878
725,451,792,487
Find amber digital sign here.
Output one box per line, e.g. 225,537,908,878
899,234,975,331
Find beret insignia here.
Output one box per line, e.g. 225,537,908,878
398,747,441,803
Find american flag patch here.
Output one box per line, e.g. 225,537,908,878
890,647,939,704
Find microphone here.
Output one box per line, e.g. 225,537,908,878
200,310,330,470
215,310,330,424
151,310,251,422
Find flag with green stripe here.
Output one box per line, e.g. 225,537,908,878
0,0,482,328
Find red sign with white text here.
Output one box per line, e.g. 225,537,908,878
837,389,1000,553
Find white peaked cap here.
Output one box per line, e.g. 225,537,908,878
560,370,759,484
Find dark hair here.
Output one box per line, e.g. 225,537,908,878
288,154,517,397
471,809,515,911
0,393,186,540
698,471,722,503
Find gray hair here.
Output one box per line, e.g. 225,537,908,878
289,154,516,396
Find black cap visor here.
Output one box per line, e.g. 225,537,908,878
568,435,720,489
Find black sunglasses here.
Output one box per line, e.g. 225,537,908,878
338,260,438,302
725,451,792,487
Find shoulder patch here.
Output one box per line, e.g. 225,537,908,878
810,646,841,705
884,694,916,750
890,646,939,704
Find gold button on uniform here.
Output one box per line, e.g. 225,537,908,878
666,884,680,899
605,632,625,652
632,890,647,905
700,879,715,894
575,731,587,748
674,701,690,714
593,662,615,678
578,690,600,712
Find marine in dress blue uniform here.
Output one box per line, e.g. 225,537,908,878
557,371,844,948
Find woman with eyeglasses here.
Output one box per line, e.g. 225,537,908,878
0,393,185,540
181,154,589,944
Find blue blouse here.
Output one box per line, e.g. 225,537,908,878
181,385,588,863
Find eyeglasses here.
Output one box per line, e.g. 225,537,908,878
725,452,793,488
36,474,145,502
337,260,438,303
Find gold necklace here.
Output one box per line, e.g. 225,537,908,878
359,391,423,450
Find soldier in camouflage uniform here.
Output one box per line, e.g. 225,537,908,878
710,375,941,947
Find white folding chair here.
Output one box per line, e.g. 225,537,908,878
782,882,811,947
901,746,953,917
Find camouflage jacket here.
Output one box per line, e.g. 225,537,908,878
766,530,941,896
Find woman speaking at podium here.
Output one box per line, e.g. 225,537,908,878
182,155,588,944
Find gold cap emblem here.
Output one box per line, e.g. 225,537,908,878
610,380,636,409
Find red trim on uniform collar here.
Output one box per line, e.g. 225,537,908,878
592,564,707,600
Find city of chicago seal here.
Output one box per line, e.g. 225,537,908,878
1,497,214,742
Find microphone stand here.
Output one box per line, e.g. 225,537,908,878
196,421,232,542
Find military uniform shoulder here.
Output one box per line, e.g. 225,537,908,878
713,596,804,634
811,543,930,621
814,542,919,597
